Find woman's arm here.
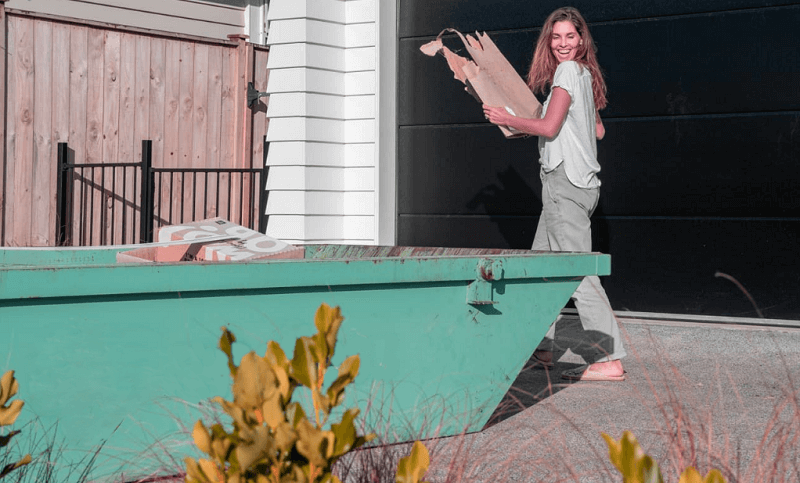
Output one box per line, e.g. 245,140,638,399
482,87,570,138
596,112,605,140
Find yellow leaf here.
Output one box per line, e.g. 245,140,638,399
233,352,278,413
192,421,212,455
602,431,662,483
296,419,335,467
314,304,344,358
678,467,728,483
0,371,20,406
235,424,272,469
678,467,703,483
291,337,318,388
0,400,24,426
199,459,224,483
703,469,727,483
273,420,299,452
218,327,238,377
396,441,430,483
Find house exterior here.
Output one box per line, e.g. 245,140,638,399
268,0,800,320
264,0,395,245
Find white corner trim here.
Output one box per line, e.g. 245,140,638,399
376,0,397,245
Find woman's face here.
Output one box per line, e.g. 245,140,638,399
550,20,581,63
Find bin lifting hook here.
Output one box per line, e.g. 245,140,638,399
467,259,504,306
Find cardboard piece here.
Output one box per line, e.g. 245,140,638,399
116,243,207,264
421,29,543,138
116,218,304,263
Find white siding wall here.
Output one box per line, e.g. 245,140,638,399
3,0,265,42
265,0,377,244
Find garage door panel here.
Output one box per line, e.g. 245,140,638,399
400,6,800,124
399,0,799,38
398,125,540,215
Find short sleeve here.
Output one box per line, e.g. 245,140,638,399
551,61,580,100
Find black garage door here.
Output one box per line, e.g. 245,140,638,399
397,1,800,320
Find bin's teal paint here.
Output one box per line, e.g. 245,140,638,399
0,245,610,479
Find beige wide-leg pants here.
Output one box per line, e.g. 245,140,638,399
532,163,626,362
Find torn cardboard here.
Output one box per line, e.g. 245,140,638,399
421,29,542,138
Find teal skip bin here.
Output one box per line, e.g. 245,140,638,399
0,244,610,479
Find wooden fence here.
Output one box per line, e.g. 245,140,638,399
0,3,269,246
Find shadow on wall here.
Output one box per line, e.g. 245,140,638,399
466,166,540,249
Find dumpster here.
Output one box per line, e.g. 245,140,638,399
0,244,610,479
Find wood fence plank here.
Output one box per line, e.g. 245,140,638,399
11,16,34,246
148,37,167,229
68,25,88,245
134,35,151,244
85,28,105,244
178,41,194,223
0,4,7,243
3,15,17,245
116,32,136,244
192,43,209,222
148,37,165,167
31,19,53,245
161,38,180,225
205,45,224,219
52,22,71,245
102,30,121,244
219,45,237,222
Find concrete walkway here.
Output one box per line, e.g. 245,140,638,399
418,314,800,483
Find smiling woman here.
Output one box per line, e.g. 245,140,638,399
483,6,625,382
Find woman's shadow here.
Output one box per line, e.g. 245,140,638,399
484,313,617,428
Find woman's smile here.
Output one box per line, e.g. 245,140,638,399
551,20,581,63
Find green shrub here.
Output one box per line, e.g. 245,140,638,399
184,303,376,483
1,370,32,480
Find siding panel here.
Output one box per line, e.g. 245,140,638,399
5,0,245,40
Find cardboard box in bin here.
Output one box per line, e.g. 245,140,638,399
158,218,304,261
116,218,303,263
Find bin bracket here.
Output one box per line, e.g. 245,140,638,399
467,259,503,306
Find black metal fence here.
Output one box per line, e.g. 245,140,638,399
56,139,269,246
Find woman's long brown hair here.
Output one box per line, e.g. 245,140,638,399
526,7,607,111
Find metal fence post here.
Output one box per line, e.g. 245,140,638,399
55,143,72,246
140,140,154,243
258,137,270,234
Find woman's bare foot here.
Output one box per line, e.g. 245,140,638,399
562,359,626,381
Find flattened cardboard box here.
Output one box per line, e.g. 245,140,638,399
117,218,304,263
421,29,542,139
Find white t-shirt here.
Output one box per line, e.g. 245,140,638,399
538,61,601,189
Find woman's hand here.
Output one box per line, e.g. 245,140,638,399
483,105,514,127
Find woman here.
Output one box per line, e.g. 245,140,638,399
483,7,626,381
